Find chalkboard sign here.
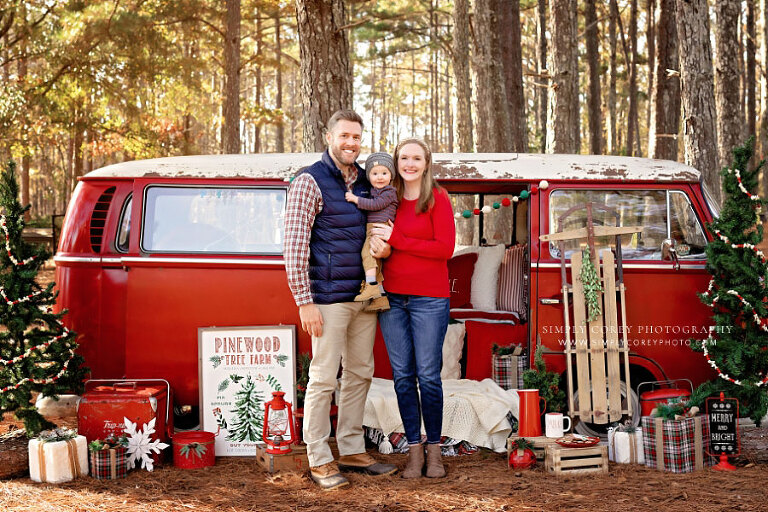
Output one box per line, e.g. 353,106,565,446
706,396,740,456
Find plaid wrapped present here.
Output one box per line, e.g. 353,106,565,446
641,416,716,473
492,347,527,390
89,447,129,480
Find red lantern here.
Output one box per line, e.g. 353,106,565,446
263,391,297,455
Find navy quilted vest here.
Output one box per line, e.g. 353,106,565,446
302,151,370,304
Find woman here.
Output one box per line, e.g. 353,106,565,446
372,138,455,478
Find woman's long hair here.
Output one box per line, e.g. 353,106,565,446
393,138,444,213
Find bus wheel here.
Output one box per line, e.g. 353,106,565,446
173,404,200,431
571,381,640,439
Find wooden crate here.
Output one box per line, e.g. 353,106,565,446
507,436,560,461
255,443,309,474
545,445,608,475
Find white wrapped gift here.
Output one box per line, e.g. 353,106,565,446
607,427,644,464
29,435,88,483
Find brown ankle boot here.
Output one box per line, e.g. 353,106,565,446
402,444,424,479
425,443,446,478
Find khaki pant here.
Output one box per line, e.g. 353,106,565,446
303,302,377,467
361,223,379,277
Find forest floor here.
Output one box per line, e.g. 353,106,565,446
0,408,767,511
1,264,766,511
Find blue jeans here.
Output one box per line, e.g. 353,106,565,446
378,294,450,445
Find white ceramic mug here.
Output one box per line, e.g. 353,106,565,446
545,413,572,438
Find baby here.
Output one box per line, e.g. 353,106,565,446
345,152,399,310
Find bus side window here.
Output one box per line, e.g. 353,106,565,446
116,195,132,253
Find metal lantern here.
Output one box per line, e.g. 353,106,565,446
262,391,296,455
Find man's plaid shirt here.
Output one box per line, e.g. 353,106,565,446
284,167,359,306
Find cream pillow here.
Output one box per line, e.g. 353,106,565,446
468,244,506,311
441,323,466,380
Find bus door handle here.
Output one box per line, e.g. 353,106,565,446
540,298,561,305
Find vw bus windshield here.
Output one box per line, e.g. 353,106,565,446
141,186,285,254
701,182,721,219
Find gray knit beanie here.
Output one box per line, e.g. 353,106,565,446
365,152,395,180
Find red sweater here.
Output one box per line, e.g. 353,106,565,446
382,188,456,297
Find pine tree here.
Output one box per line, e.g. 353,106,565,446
226,374,264,442
0,161,87,436
692,139,768,423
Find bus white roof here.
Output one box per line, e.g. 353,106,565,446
84,152,701,183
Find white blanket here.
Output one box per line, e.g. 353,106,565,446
363,378,520,453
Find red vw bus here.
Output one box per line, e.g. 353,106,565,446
55,153,717,430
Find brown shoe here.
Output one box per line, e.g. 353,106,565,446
425,443,446,478
309,461,350,490
402,444,424,479
338,452,397,476
354,281,381,302
365,295,390,312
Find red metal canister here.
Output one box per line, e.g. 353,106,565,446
77,379,174,459
638,379,693,416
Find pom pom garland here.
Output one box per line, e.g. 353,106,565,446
0,216,36,267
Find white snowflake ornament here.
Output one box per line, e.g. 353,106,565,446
123,417,170,472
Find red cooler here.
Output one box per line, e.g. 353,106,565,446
638,379,693,416
78,379,174,456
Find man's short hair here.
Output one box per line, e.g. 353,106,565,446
327,110,364,133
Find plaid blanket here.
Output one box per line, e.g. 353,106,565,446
492,349,527,390
89,447,129,479
641,416,716,473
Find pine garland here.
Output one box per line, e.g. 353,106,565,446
579,249,603,322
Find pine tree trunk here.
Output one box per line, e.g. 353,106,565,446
759,0,768,197
452,0,473,152
715,0,742,170
747,0,757,143
223,0,241,154
626,0,638,156
295,0,352,152
608,0,618,154
499,0,527,152
254,14,262,153
474,0,512,151
537,0,548,152
648,0,680,161
16,52,29,218
546,0,579,153
678,0,721,204
585,0,602,155
275,11,284,153
646,0,655,148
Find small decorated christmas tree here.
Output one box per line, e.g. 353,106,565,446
0,160,87,436
693,139,768,423
226,374,264,442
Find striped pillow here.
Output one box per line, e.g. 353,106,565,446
497,244,527,319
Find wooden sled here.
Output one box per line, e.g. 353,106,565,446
540,203,639,425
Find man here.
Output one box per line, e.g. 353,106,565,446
284,110,397,490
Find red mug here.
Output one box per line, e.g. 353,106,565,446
517,389,547,437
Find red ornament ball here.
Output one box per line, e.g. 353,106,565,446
530,185,539,194
473,208,481,216
501,198,511,207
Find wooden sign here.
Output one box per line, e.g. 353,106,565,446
198,325,296,456
706,395,740,457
